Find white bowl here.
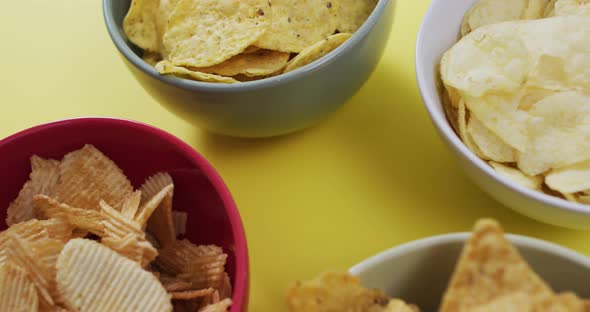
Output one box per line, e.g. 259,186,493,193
350,234,590,311
415,0,590,229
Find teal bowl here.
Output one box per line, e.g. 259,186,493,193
103,0,395,138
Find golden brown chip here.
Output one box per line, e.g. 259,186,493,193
286,272,390,312
173,211,188,237
164,279,194,292
381,299,421,312
170,288,215,300
242,46,260,54
102,233,158,267
123,0,160,52
120,190,142,220
0,261,39,311
141,172,176,248
54,144,133,212
200,298,232,312
156,61,239,83
196,49,290,77
33,195,105,237
335,0,378,33
283,33,351,73
6,155,60,225
100,200,143,238
56,238,172,311
136,184,173,229
439,219,554,312
219,273,232,300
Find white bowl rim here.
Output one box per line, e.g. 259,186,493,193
349,232,590,275
414,0,590,217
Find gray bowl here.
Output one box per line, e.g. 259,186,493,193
103,0,396,138
350,234,590,311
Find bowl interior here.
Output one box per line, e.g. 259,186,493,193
0,118,247,309
350,234,590,311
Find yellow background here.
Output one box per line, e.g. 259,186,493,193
1,1,589,311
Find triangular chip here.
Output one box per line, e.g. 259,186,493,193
34,195,105,237
56,239,172,311
439,219,554,311
123,0,160,52
54,144,133,212
335,0,378,34
6,155,60,225
283,33,352,73
533,292,589,311
141,173,176,248
0,261,39,311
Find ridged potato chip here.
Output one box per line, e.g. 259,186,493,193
156,61,239,83
123,0,160,52
0,218,72,248
55,144,133,212
283,33,351,73
467,115,516,162
56,238,172,311
34,195,105,237
163,0,270,67
200,298,232,312
196,49,290,77
7,156,60,225
170,288,215,300
490,162,543,190
136,184,173,229
0,261,39,311
141,173,176,248
335,0,378,34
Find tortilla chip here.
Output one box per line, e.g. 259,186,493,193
283,33,351,73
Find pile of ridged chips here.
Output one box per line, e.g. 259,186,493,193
123,0,377,83
440,0,590,204
0,145,231,312
286,219,590,311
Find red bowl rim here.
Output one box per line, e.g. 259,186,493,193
0,117,249,311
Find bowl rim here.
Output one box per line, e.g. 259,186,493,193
349,232,590,276
102,0,392,92
0,117,249,311
414,0,590,217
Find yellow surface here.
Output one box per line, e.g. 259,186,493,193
1,1,589,311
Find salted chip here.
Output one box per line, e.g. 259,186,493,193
286,272,390,312
254,0,338,53
56,238,172,311
162,0,270,67
200,298,232,312
554,0,590,16
156,61,239,83
490,162,543,190
197,49,290,77
439,219,553,312
0,262,39,311
141,173,176,248
335,0,377,33
467,115,516,162
7,155,60,225
123,0,160,52
55,144,133,212
283,33,352,73
33,195,105,237
460,0,549,37
546,159,590,193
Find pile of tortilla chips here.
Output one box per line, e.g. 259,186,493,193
0,144,231,311
439,0,590,204
123,0,377,83
286,219,590,311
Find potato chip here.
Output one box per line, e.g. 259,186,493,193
102,232,158,267
457,100,485,158
545,159,590,193
554,0,590,16
286,272,390,312
141,173,176,248
335,0,378,33
34,195,105,237
544,0,559,16
439,219,553,312
200,298,232,312
7,156,60,225
0,261,39,311
173,211,188,236
170,288,215,300
283,33,351,73
120,190,142,220
123,0,160,52
254,0,338,53
56,238,172,311
156,61,239,83
137,184,173,229
55,144,133,212
490,161,543,190
196,49,290,77
219,273,232,300
162,0,270,67
467,115,516,162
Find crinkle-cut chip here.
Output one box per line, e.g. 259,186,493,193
254,0,337,53
468,115,516,162
200,298,232,312
457,100,485,158
335,0,377,34
156,61,239,83
123,0,160,52
283,33,351,73
55,144,133,212
38,218,74,242
534,292,588,311
0,261,39,311
219,273,232,300
143,51,162,67
162,0,270,67
7,156,60,226
171,288,215,300
121,191,142,220
141,173,176,248
460,0,549,37
286,272,390,312
381,299,421,312
439,219,553,312
164,279,193,292
56,239,172,312
546,159,590,193
518,92,590,176
554,0,590,16
102,233,158,267
100,200,143,238
173,211,188,236
490,162,543,190
196,49,290,77
136,184,173,229
33,195,105,237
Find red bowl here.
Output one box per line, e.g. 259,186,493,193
0,117,249,311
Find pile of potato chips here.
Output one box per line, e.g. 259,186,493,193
123,0,377,83
286,219,590,311
0,144,231,311
440,0,590,204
